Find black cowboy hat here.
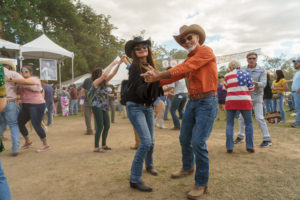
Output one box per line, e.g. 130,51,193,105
125,36,151,58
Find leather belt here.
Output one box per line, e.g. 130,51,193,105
7,99,17,102
189,91,217,101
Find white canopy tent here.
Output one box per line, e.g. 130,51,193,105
104,56,128,86
20,34,74,88
0,39,20,58
61,73,91,88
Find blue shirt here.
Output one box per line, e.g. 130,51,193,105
43,85,54,103
91,85,109,111
292,70,300,92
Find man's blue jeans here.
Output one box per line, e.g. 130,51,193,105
292,92,300,125
179,97,218,186
45,101,53,125
70,99,78,115
272,94,286,121
238,102,271,141
226,110,253,150
170,93,188,128
0,160,11,200
0,101,20,153
126,101,154,183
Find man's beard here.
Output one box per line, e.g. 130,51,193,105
187,44,197,52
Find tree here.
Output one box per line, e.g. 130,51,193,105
262,54,286,70
168,49,187,59
0,0,124,81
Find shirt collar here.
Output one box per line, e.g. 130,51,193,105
187,45,201,57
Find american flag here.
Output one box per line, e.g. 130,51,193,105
224,69,254,110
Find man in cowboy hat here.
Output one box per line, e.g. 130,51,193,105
0,60,23,156
141,24,218,199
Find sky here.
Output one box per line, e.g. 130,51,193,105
81,0,300,60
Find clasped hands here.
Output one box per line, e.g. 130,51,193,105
140,65,159,83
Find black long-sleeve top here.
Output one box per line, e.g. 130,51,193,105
264,76,273,99
125,63,163,106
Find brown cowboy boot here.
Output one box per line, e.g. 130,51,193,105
171,168,194,179
187,185,207,200
130,129,140,149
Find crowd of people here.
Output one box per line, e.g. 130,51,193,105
0,23,300,200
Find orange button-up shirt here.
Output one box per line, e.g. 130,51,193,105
159,45,218,95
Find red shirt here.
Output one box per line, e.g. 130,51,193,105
159,45,218,95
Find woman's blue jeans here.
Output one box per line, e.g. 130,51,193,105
272,94,286,121
226,110,253,150
18,103,47,141
126,101,154,183
179,97,218,186
0,160,11,200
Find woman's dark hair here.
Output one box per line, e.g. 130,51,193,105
91,67,103,81
275,70,285,82
91,67,106,87
218,75,224,79
131,43,156,71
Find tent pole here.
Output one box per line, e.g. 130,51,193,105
59,63,62,90
19,50,22,72
72,57,74,83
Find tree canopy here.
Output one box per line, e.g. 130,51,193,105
0,0,124,81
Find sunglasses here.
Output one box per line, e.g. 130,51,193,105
180,35,194,44
134,44,148,51
247,57,257,60
21,69,29,73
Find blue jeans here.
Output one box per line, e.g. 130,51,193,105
126,101,154,183
292,92,300,125
272,94,286,121
164,98,170,120
226,110,253,150
70,99,78,115
238,102,271,141
0,160,11,200
264,98,273,113
170,93,188,128
0,102,20,153
179,97,218,186
18,103,47,141
45,101,53,125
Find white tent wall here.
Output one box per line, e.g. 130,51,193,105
61,73,91,88
0,39,20,60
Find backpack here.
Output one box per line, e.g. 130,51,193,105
87,87,96,105
120,80,130,105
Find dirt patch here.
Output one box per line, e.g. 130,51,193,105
1,114,299,200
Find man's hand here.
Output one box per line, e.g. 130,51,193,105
141,69,160,83
253,81,258,86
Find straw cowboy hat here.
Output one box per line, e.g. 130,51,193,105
0,60,16,71
173,24,206,45
125,36,151,58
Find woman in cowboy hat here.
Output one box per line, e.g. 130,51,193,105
125,36,163,192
